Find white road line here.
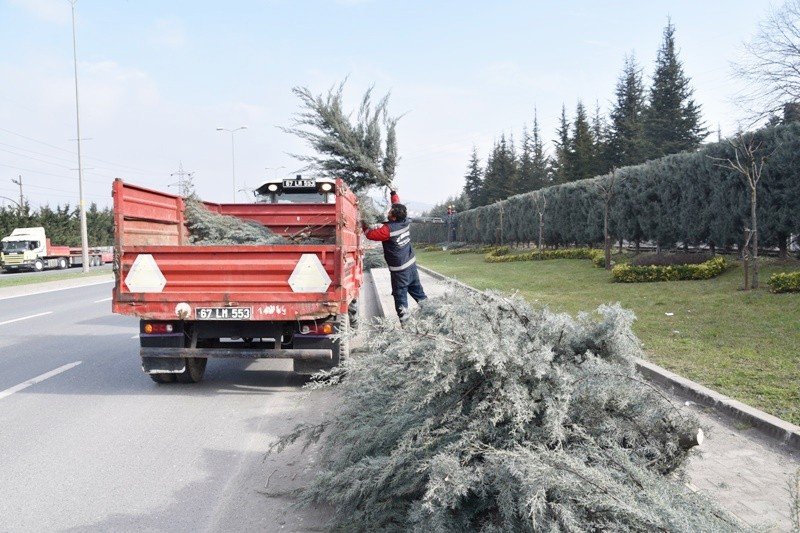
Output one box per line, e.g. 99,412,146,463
0,311,53,326
130,334,139,339
94,297,112,303
0,361,82,401
0,278,113,302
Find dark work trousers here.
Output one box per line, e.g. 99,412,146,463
390,264,427,320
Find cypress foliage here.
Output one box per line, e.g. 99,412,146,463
482,135,518,204
414,122,800,252
276,292,739,532
643,21,707,159
552,105,571,184
462,147,484,208
608,54,648,167
567,101,597,182
530,109,550,191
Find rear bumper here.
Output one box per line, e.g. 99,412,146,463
140,347,332,360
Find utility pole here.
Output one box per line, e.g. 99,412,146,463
11,175,23,213
70,0,90,272
169,162,195,197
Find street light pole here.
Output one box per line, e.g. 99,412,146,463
70,0,90,272
216,126,247,203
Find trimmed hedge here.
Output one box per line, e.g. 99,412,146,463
414,123,800,252
612,256,728,283
767,271,800,293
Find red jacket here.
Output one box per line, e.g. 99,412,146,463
364,191,400,242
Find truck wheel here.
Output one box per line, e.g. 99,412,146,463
33,259,44,272
294,314,350,375
334,313,350,365
348,299,359,329
57,258,68,270
175,357,207,383
149,373,176,384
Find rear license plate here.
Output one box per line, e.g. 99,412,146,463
196,307,252,320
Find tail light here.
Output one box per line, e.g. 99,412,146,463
143,322,175,334
298,322,335,335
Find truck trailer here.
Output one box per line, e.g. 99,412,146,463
111,176,363,383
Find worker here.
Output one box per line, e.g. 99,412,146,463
363,190,427,323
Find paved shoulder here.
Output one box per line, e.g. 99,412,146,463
0,274,113,301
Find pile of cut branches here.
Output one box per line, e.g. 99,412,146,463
275,289,742,532
184,199,289,245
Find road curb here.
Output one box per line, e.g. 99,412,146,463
416,264,800,451
365,269,386,319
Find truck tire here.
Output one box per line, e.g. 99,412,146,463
33,259,44,272
149,373,176,384
335,313,350,365
295,314,349,375
57,258,68,270
348,299,359,329
175,357,207,383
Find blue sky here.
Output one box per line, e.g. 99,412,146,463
0,0,774,209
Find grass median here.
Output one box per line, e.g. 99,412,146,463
416,250,800,425
0,267,111,289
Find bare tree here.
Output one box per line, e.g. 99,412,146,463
733,0,800,123
533,192,547,257
712,134,768,289
597,169,619,270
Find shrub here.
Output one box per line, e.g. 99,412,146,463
768,271,800,293
485,247,595,263
612,256,728,283
589,249,606,268
632,252,713,267
274,291,736,531
451,245,496,255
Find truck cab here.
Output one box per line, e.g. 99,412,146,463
1,227,50,272
255,175,337,204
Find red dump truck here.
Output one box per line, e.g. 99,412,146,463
111,176,362,383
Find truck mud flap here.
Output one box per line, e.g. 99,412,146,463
140,347,332,360
142,356,186,375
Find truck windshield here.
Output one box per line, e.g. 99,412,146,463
2,241,31,252
259,192,335,204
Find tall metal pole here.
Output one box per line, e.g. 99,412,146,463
70,1,90,272
217,126,246,203
230,131,236,203
11,175,23,212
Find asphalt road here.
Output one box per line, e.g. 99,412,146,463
0,278,378,532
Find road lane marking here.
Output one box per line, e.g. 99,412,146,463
0,361,82,401
0,278,113,301
94,297,112,303
131,334,139,339
0,311,53,326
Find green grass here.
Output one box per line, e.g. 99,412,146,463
0,268,110,289
417,250,800,425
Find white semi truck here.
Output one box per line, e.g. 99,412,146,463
0,227,110,272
